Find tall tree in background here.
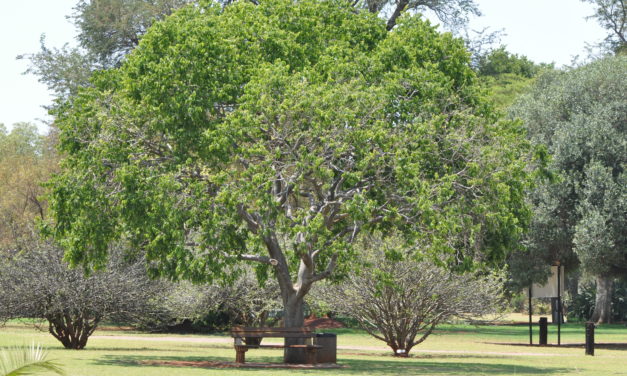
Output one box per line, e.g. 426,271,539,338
72,0,193,67
0,124,167,349
48,0,533,361
21,0,193,107
582,0,626,54
0,123,56,251
511,56,627,323
357,0,480,31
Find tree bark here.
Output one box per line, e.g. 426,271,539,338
46,313,99,349
386,0,409,31
262,231,335,363
283,293,306,363
590,276,613,324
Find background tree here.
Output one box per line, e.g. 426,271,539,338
149,268,281,331
357,0,480,31
581,0,626,54
510,56,627,323
0,245,165,349
473,47,552,110
314,237,504,357
0,123,164,350
71,0,194,67
0,123,56,252
20,0,193,108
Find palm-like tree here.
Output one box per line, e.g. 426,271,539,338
0,343,65,376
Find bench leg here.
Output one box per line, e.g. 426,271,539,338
235,346,248,363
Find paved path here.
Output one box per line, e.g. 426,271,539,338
91,335,574,357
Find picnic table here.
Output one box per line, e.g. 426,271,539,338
230,326,322,364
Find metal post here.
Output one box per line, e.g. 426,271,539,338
557,264,561,346
528,285,533,345
585,322,595,356
539,317,548,346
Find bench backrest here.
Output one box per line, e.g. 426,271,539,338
231,326,316,338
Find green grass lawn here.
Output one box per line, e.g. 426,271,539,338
1,321,625,376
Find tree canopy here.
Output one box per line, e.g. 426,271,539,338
48,0,534,351
511,55,627,322
23,0,482,110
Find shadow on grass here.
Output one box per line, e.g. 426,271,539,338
80,347,189,353
340,358,568,375
93,354,233,368
92,354,569,375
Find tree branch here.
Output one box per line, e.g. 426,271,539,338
239,254,273,264
386,0,409,31
310,252,339,283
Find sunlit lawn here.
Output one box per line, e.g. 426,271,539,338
1,320,625,376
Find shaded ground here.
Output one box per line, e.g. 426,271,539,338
91,335,579,356
139,360,344,369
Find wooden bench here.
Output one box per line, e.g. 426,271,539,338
230,326,322,364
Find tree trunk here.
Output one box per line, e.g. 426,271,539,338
262,233,329,363
590,276,613,324
283,294,306,363
47,313,99,349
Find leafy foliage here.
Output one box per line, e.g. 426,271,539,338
567,279,627,322
0,343,65,376
511,55,627,322
0,123,56,252
475,47,552,111
20,0,193,108
71,0,194,67
48,0,534,329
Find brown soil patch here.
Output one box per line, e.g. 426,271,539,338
304,315,345,329
139,360,344,369
97,326,135,331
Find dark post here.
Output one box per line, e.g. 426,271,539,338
585,322,595,356
528,285,533,345
539,317,548,346
551,298,560,322
557,264,561,346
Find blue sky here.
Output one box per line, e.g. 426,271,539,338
0,0,606,133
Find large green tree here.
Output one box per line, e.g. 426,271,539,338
48,0,532,361
23,0,480,108
511,56,627,323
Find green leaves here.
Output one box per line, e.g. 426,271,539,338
0,343,65,376
512,55,627,282
49,0,534,290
